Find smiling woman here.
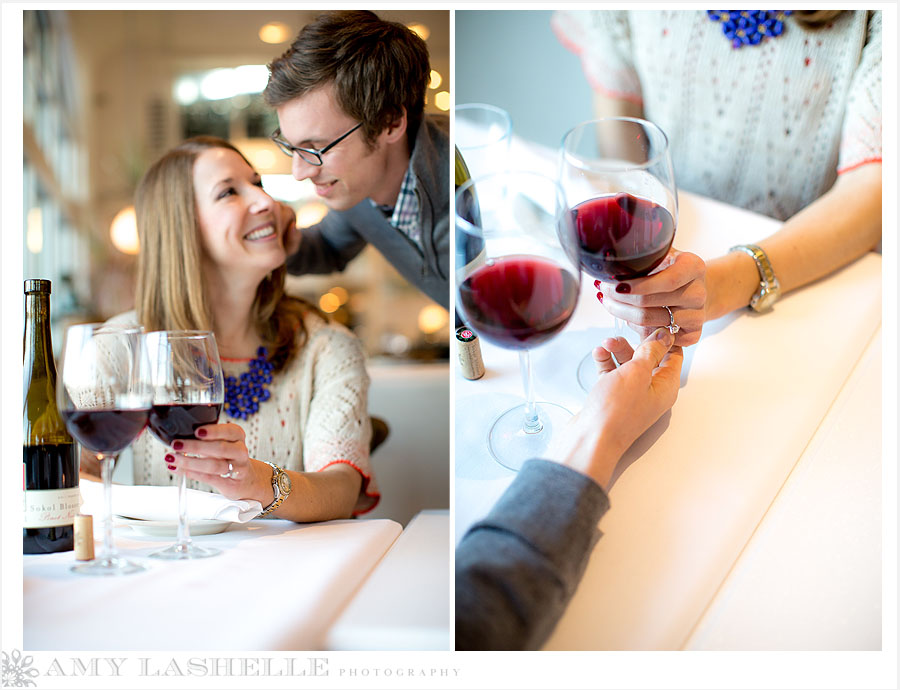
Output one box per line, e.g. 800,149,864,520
93,135,381,524
192,146,286,281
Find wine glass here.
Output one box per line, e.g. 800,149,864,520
455,170,581,471
145,330,224,560
58,323,151,576
559,117,678,391
455,103,513,178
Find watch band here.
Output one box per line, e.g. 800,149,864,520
729,243,780,312
258,462,290,518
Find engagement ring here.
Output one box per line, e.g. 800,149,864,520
664,306,680,335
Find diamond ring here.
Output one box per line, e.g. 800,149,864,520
664,306,680,334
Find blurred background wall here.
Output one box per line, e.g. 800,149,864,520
23,9,450,524
455,10,593,150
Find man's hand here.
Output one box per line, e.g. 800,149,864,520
276,201,301,257
551,328,684,489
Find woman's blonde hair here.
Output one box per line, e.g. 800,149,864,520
793,10,843,30
134,135,317,371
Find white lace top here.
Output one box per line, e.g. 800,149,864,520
552,10,882,220
111,309,379,515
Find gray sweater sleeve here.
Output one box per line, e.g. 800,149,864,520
455,459,610,650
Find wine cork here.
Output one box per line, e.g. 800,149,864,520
456,327,485,380
74,514,95,561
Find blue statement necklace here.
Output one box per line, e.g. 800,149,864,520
223,346,274,420
707,10,793,49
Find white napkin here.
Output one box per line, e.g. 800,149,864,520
79,480,262,523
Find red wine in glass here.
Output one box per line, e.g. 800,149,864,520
455,170,581,472
56,323,152,575
145,329,224,560
560,117,678,392
458,256,579,350
148,403,223,446
573,193,675,281
62,409,150,455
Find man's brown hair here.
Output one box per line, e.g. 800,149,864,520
264,10,430,149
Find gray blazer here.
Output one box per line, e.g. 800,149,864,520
286,114,450,309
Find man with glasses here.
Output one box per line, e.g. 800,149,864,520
263,10,449,309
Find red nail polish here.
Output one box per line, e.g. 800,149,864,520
596,291,604,303
165,454,174,463
196,428,207,438
172,441,183,450
615,283,631,294
167,464,176,471
593,279,602,289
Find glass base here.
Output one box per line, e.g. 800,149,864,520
576,322,632,392
70,556,146,576
488,401,573,472
576,350,600,392
149,542,221,560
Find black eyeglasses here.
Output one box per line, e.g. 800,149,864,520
270,122,363,166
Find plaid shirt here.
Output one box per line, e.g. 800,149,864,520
372,164,421,249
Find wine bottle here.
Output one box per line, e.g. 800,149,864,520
454,145,471,189
23,279,79,554
454,145,482,237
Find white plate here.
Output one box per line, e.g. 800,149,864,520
115,516,231,537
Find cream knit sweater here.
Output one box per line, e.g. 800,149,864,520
553,10,882,221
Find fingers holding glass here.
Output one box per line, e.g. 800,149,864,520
145,330,224,560
559,117,678,392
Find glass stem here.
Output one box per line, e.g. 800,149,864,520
99,454,117,561
613,317,626,366
176,466,191,548
518,350,543,434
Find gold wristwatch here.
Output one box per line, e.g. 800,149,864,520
729,244,781,312
258,462,292,517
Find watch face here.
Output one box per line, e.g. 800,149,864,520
277,472,292,493
754,290,777,312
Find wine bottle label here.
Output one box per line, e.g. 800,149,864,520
23,488,82,528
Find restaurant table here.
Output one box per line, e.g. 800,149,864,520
24,517,402,650
454,137,883,650
324,509,450,650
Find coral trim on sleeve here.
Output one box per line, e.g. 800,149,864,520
318,459,380,515
837,157,882,175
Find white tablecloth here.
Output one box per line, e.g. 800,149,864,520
685,329,882,650
324,510,450,650
24,518,401,650
454,139,882,650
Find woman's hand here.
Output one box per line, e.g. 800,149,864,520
165,423,273,504
275,201,301,257
596,249,707,346
552,328,684,489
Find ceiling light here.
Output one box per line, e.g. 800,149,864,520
259,22,291,45
173,77,199,106
407,23,429,40
434,91,450,111
418,305,448,334
27,208,43,254
319,292,341,313
110,206,139,255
